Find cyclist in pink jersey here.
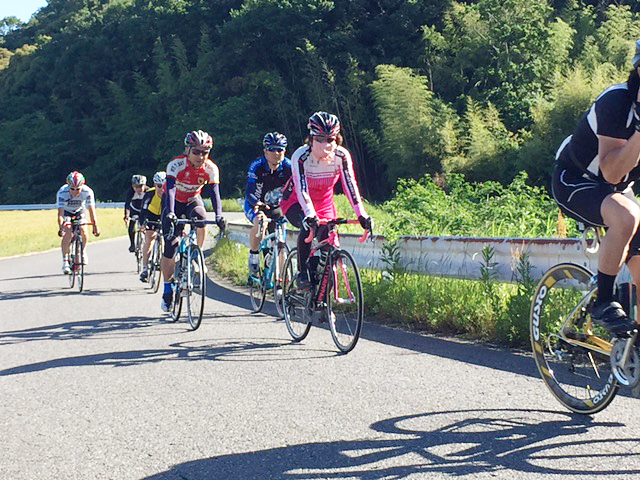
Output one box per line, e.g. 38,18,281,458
160,130,226,312
280,111,372,290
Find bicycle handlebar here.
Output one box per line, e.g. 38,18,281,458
304,218,371,244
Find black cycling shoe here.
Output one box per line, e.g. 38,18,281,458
295,271,312,292
592,301,637,336
129,245,136,253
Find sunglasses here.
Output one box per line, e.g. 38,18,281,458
266,147,285,152
191,148,210,156
70,187,81,191
314,136,336,144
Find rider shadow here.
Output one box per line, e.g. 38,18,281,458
0,336,292,376
0,316,160,346
143,408,638,479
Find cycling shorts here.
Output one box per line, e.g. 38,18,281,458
162,197,207,259
552,165,640,260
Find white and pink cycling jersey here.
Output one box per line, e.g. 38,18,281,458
166,155,219,204
284,144,366,220
56,184,95,214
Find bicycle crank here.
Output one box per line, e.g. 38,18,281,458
610,337,640,387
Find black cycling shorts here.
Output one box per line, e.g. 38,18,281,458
552,165,640,260
162,197,207,259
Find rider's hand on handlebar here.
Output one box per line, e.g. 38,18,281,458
58,227,64,237
166,212,177,225
358,215,373,232
304,216,319,230
216,215,227,232
93,224,101,237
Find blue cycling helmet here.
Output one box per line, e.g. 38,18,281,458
262,132,288,150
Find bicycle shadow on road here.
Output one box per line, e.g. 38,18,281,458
0,334,298,376
0,316,162,346
143,408,639,479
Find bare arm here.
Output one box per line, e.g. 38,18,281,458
88,206,100,236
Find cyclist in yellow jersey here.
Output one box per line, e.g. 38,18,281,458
139,172,166,282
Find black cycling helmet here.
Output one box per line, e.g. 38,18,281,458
262,132,288,150
131,174,147,186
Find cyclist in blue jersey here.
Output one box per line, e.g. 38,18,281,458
244,132,292,275
552,39,640,335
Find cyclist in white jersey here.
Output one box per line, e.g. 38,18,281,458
56,171,100,274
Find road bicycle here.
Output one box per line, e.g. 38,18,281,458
142,220,163,293
64,218,94,293
281,218,371,353
248,214,290,318
166,218,218,330
530,225,640,414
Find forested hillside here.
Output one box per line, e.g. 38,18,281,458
1,0,640,203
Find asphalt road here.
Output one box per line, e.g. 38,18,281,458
2,232,640,480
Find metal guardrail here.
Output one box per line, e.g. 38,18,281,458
0,203,125,210
226,222,598,283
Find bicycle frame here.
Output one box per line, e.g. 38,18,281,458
305,219,369,305
258,218,287,290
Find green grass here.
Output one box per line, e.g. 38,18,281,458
0,209,128,257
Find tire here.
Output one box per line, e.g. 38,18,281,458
530,263,618,414
249,249,267,313
149,236,162,294
169,257,183,323
186,246,206,331
76,235,84,293
135,226,143,274
273,243,290,319
282,248,312,341
67,234,76,289
327,249,363,353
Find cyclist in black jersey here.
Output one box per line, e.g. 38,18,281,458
124,174,148,253
552,39,640,335
244,132,292,274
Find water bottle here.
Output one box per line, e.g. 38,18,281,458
264,251,273,269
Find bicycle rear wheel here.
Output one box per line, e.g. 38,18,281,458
327,249,363,353
149,235,162,293
67,235,76,289
186,246,206,330
76,236,84,293
249,249,267,313
282,248,312,341
530,263,618,414
273,243,290,319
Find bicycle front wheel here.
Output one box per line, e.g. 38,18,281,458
273,243,290,319
76,235,84,293
135,227,143,274
327,249,363,353
67,235,76,289
530,263,618,414
186,246,206,330
169,258,183,323
149,236,162,293
282,248,312,341
249,250,267,313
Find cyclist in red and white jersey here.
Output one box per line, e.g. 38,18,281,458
56,171,100,274
280,112,372,290
160,130,226,312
